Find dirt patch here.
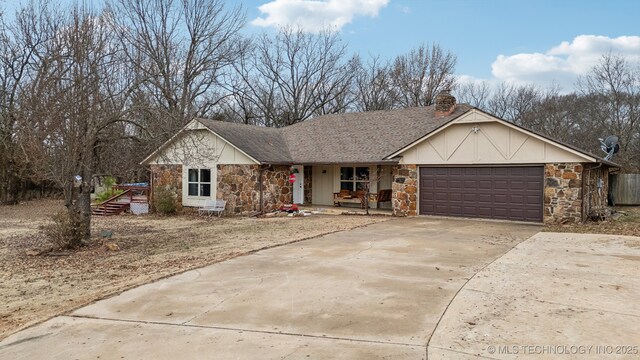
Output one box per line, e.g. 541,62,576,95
545,206,640,237
0,200,388,340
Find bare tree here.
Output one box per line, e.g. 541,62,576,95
577,53,640,170
16,6,136,246
518,93,585,143
454,80,491,110
109,0,246,138
231,27,357,127
0,2,54,204
391,43,456,108
352,55,396,111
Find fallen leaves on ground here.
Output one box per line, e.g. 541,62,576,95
545,206,640,237
0,200,388,340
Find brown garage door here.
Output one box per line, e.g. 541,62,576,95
419,166,543,222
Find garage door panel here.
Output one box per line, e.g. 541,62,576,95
493,167,510,176
494,194,508,204
509,194,524,203
526,195,540,204
526,181,542,190
477,207,493,217
434,204,450,214
494,180,508,190
435,168,449,176
524,167,540,176
510,181,526,190
463,193,476,202
494,208,508,217
476,168,492,176
423,178,435,187
478,180,493,190
509,208,525,218
419,166,543,222
423,192,436,201
435,192,448,201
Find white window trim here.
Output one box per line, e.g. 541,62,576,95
187,168,212,198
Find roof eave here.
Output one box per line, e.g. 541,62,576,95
140,119,200,165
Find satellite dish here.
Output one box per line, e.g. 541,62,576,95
598,135,620,161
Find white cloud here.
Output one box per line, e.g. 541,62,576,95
456,74,495,88
490,35,640,89
251,0,389,32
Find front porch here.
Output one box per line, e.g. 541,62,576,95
291,164,396,211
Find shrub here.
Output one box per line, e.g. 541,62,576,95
94,176,122,203
43,210,86,249
95,189,124,203
154,187,177,215
103,176,117,189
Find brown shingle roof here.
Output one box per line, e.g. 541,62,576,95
195,104,614,166
280,105,472,164
196,105,471,164
197,119,292,164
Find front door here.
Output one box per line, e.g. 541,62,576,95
292,165,304,204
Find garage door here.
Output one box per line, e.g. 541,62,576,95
419,166,543,222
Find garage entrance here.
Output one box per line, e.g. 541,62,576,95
419,166,543,222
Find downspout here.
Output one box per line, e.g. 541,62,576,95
259,165,265,214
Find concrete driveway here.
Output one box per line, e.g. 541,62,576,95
429,232,640,359
0,218,538,359
2,218,639,359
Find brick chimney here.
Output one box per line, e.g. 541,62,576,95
434,89,456,116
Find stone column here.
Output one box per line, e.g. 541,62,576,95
544,163,583,223
392,164,418,216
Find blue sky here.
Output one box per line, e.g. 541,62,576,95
237,0,640,91
3,0,639,91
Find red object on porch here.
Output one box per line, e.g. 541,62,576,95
289,174,297,183
279,204,299,212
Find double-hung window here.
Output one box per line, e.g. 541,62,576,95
187,169,211,197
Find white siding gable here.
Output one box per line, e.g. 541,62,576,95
399,109,594,165
147,128,257,166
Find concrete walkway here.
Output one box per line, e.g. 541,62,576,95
0,218,538,359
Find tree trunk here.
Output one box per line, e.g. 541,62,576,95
75,186,93,241
2,163,19,205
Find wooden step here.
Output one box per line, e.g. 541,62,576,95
92,203,130,216
92,191,133,216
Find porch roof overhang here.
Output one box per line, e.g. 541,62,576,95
286,160,400,166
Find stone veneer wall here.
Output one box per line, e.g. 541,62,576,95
149,164,183,212
217,164,292,214
303,166,312,205
260,165,293,212
544,163,583,224
392,165,418,216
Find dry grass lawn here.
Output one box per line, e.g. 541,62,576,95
0,199,388,340
545,206,640,236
